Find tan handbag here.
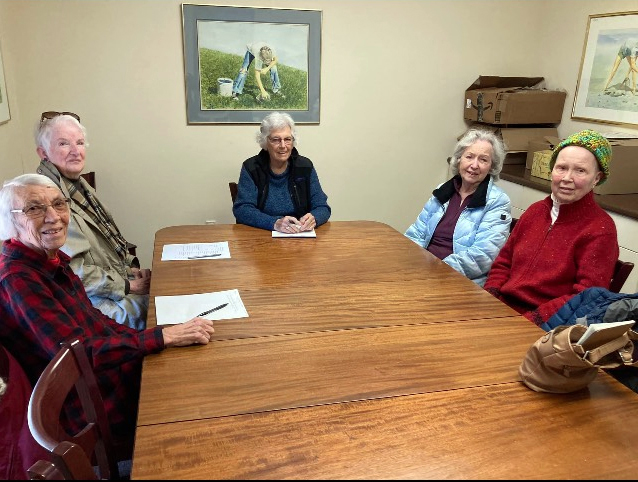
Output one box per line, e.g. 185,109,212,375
519,323,638,393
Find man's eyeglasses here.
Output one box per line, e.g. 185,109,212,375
11,198,71,218
267,136,294,145
40,111,81,123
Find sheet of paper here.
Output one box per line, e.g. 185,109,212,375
155,289,248,325
161,242,230,261
272,229,316,238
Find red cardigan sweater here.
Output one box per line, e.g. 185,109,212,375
484,191,618,325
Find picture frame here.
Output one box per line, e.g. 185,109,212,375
181,3,322,124
0,41,10,125
572,11,638,127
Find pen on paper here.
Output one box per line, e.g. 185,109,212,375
197,303,228,317
188,253,222,259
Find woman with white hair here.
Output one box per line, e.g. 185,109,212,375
404,128,511,286
34,111,149,330
233,111,331,233
0,173,215,451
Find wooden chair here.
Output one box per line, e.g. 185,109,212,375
80,172,96,190
27,460,65,480
610,259,634,294
27,441,96,480
229,182,238,204
77,171,137,257
27,339,125,480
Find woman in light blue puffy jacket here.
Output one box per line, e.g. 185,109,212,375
405,128,511,286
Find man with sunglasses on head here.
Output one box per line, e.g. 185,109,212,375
232,112,331,233
34,111,150,330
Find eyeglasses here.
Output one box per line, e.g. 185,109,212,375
11,198,71,218
267,136,294,145
40,111,81,123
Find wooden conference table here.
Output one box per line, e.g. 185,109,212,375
132,221,638,479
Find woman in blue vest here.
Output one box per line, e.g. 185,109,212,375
404,128,511,286
233,112,331,233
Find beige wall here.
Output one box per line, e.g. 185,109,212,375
0,0,636,267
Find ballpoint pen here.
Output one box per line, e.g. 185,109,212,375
197,303,228,317
188,253,222,259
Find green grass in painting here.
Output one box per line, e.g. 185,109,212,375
199,48,308,110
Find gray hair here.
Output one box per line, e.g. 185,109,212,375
0,174,60,240
256,112,298,150
34,114,88,154
449,128,506,181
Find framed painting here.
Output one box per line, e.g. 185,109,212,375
181,3,322,124
572,11,638,127
0,42,10,124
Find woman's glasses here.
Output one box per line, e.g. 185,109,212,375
267,136,294,145
40,111,81,123
11,198,71,218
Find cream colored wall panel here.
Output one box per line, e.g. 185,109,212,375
498,180,526,212
609,212,638,253
618,247,638,294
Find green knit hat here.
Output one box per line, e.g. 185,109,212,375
549,129,612,185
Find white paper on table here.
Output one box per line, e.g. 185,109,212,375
161,242,230,261
272,229,316,238
155,289,248,325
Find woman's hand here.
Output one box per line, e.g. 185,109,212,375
162,317,215,347
298,213,316,232
274,216,302,233
129,268,151,295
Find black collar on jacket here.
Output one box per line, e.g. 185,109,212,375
256,147,300,172
432,175,491,209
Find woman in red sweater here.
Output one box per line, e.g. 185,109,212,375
484,130,618,326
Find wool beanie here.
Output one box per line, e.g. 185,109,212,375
549,129,612,185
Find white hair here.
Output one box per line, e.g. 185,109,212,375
0,174,60,240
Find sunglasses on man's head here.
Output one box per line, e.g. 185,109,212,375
40,111,81,123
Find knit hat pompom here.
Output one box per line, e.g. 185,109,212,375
549,129,612,185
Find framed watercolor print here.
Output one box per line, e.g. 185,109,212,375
181,4,322,124
572,11,638,127
0,41,10,124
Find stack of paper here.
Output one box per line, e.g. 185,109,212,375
272,229,316,238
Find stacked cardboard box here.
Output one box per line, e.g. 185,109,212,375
593,137,638,195
463,76,567,167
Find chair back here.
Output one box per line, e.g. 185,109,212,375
76,171,136,256
80,172,96,190
27,460,65,480
28,441,97,480
229,182,238,204
27,339,119,480
609,259,635,294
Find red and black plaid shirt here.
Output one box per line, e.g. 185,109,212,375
0,239,164,439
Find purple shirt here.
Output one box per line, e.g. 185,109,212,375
427,180,473,260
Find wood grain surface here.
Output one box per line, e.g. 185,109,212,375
132,221,638,480
133,375,638,480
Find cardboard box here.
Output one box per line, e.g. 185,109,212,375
526,135,561,170
460,125,559,165
594,138,638,195
531,150,552,180
464,76,567,125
